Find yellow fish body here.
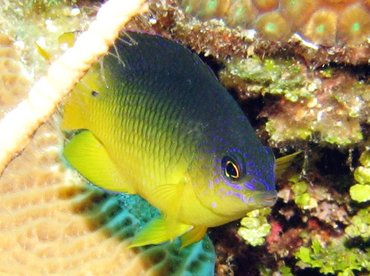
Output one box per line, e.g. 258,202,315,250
62,32,278,247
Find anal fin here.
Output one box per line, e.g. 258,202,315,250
63,130,134,194
181,226,207,248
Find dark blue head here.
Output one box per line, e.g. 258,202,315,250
187,117,277,224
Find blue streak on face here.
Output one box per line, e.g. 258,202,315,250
226,182,243,190
244,182,256,190
225,190,247,203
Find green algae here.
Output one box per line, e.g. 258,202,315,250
350,149,370,203
291,149,370,274
290,175,317,210
17,0,76,12
345,207,370,239
295,238,370,275
346,149,370,240
260,264,293,276
263,79,367,146
350,184,370,202
219,54,368,147
220,56,318,102
237,208,271,246
360,150,370,167
265,119,312,141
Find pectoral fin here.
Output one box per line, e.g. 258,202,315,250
129,216,191,247
63,130,134,194
181,226,207,248
151,182,185,218
275,151,302,178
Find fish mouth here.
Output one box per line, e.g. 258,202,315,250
258,191,278,207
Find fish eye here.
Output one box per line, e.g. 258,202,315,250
91,90,99,97
221,156,241,181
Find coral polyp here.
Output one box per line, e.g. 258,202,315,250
180,0,370,46
255,11,291,40
302,9,338,47
252,0,278,11
337,4,370,45
280,0,317,28
226,0,257,27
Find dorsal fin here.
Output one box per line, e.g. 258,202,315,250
104,32,218,90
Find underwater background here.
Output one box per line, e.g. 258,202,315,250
0,0,368,275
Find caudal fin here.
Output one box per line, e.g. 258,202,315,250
275,151,303,178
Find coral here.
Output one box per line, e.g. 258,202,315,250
72,187,216,275
0,120,215,274
302,9,338,47
180,0,370,46
219,55,368,146
237,208,272,246
337,3,370,45
280,0,317,28
138,0,370,68
226,0,257,27
255,11,291,40
253,0,279,12
312,201,349,228
0,35,30,118
0,0,147,175
262,75,368,146
295,238,370,275
0,0,90,77
266,220,303,257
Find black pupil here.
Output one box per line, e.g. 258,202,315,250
226,161,238,178
91,90,99,97
221,156,241,181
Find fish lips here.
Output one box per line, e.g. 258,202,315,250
256,190,278,207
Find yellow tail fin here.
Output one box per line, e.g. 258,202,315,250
275,151,302,178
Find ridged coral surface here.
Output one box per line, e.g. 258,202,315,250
181,0,370,46
0,35,29,117
0,124,149,275
0,36,147,274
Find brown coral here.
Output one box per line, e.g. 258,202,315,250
180,0,370,47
